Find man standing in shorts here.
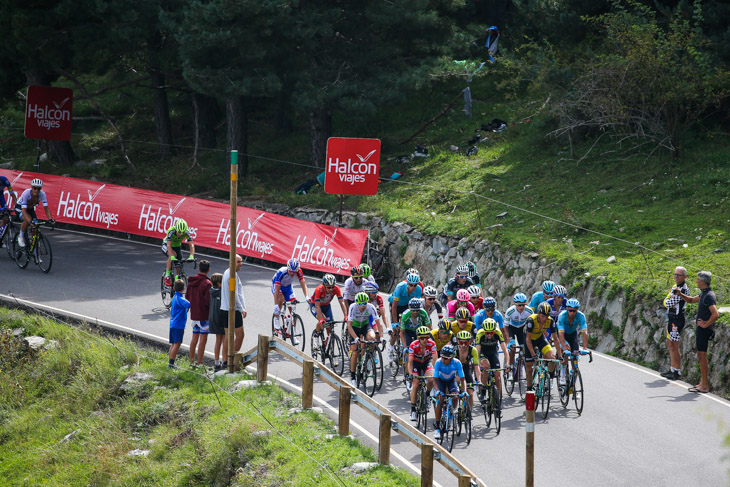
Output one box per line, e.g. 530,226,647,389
676,270,718,394
660,267,689,380
186,260,212,368
222,254,247,361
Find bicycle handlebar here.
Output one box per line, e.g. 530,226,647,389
564,349,593,363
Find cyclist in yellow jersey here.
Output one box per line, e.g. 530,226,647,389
450,307,476,339
430,319,454,355
475,318,510,398
455,330,480,409
524,302,562,390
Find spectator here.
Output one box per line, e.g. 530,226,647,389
660,266,690,380
186,260,212,368
208,273,225,371
221,254,247,362
168,280,190,369
677,271,718,393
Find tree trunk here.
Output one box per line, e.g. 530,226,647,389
275,80,293,134
226,95,248,178
192,92,220,149
25,69,77,166
309,109,332,169
150,67,174,159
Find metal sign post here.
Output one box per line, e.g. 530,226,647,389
227,150,238,373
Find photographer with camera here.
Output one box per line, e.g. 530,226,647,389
660,267,690,380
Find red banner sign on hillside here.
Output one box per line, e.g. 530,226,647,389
24,86,74,141
0,170,368,275
324,137,381,195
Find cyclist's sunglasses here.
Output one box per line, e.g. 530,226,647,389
457,274,468,278
516,303,526,306
458,339,470,344
567,309,578,313
456,319,468,324
406,283,417,288
425,297,435,301
324,285,335,290
352,275,363,279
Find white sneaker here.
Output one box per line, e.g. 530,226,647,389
350,378,357,388
434,429,441,440
292,337,300,346
406,380,413,393
18,234,25,247
410,411,417,421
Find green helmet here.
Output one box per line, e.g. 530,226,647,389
417,326,431,337
456,330,472,341
174,219,188,234
355,292,369,305
359,263,372,278
483,318,497,332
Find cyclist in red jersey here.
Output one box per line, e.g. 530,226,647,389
308,274,348,335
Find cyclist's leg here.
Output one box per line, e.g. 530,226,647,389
272,283,285,329
487,351,502,393
525,339,537,388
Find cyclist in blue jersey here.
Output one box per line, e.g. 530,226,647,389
432,345,466,440
389,270,423,324
529,280,555,309
557,298,589,364
272,258,309,345
546,285,567,325
0,175,18,242
473,296,509,342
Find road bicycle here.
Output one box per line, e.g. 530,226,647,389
271,299,306,351
456,389,472,446
0,209,18,260
353,338,380,397
438,392,461,453
505,343,527,399
310,320,346,376
558,349,593,414
388,328,405,380
479,367,506,435
11,219,53,273
160,257,196,309
412,374,431,434
534,357,560,420
367,236,396,293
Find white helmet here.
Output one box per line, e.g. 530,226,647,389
31,178,44,188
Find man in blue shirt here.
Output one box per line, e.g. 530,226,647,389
432,345,466,440
168,280,191,368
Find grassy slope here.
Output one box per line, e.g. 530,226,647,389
0,308,417,487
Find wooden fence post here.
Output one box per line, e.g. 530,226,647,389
338,385,352,436
302,360,314,409
458,475,472,487
257,335,269,382
421,443,433,487
379,414,391,465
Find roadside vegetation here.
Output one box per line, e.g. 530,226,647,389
0,307,417,487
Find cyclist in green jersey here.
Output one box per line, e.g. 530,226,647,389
162,219,196,286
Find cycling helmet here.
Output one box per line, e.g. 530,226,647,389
437,319,450,331
408,297,422,310
417,326,431,337
456,330,472,341
355,292,369,305
30,178,44,188
513,293,527,304
406,267,418,278
406,272,420,284
174,218,188,234
359,263,372,278
536,302,551,315
456,289,470,302
467,285,481,298
322,274,336,286
542,280,556,294
566,298,580,309
423,285,437,298
350,266,362,277
465,261,478,278
456,264,469,275
553,285,567,297
483,318,497,332
287,258,300,272
441,345,455,357
455,307,470,320
362,282,378,294
484,296,497,309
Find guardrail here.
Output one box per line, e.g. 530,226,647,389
234,334,485,487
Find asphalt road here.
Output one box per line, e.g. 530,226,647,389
2,229,729,487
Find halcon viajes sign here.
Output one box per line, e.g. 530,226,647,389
324,137,381,195
24,86,74,141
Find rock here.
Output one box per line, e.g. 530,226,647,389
496,212,508,218
606,256,617,263
344,462,379,473
89,159,107,168
127,449,150,457
61,429,81,443
231,380,270,392
24,336,47,350
596,333,617,353
0,161,14,169
12,327,25,337
125,372,154,383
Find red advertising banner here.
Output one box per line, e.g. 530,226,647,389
1,170,368,275
324,137,381,195
24,86,74,141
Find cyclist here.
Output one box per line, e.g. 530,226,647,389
455,329,480,409
407,326,437,421
399,297,431,355
421,285,444,321
473,296,509,342
450,307,476,339
404,267,424,290
432,345,467,441
504,292,534,367
389,270,423,324
525,302,562,390
16,178,55,248
465,261,481,286
363,281,389,332
1,175,18,242
440,264,474,305
161,218,195,286
430,319,455,356
446,289,476,318
467,284,483,311
272,258,309,345
556,298,589,385
343,266,366,309
476,318,509,400
546,284,567,336
346,291,381,387
529,280,555,309
308,274,348,337
359,263,376,284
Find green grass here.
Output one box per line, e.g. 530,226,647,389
0,307,418,487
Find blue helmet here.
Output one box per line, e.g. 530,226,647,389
406,272,420,284
542,280,555,294
484,296,496,309
441,345,455,357
287,258,300,272
408,297,422,310
513,293,527,304
566,298,580,309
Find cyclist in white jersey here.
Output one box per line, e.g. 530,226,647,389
504,292,534,364
343,265,366,309
346,292,381,387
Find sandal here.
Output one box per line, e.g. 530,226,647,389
688,387,708,394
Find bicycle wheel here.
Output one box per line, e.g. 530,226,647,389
456,404,463,436
518,359,527,400
482,384,492,429
491,383,502,435
438,414,446,445
291,314,306,351
363,354,377,397
464,402,472,445
540,370,552,419
447,405,457,453
310,330,323,362
3,224,16,259
574,369,584,414
12,234,29,269
504,364,515,396
35,233,52,273
375,347,384,391
327,334,346,376
389,343,401,378
558,365,570,408
418,386,429,434
160,273,173,308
